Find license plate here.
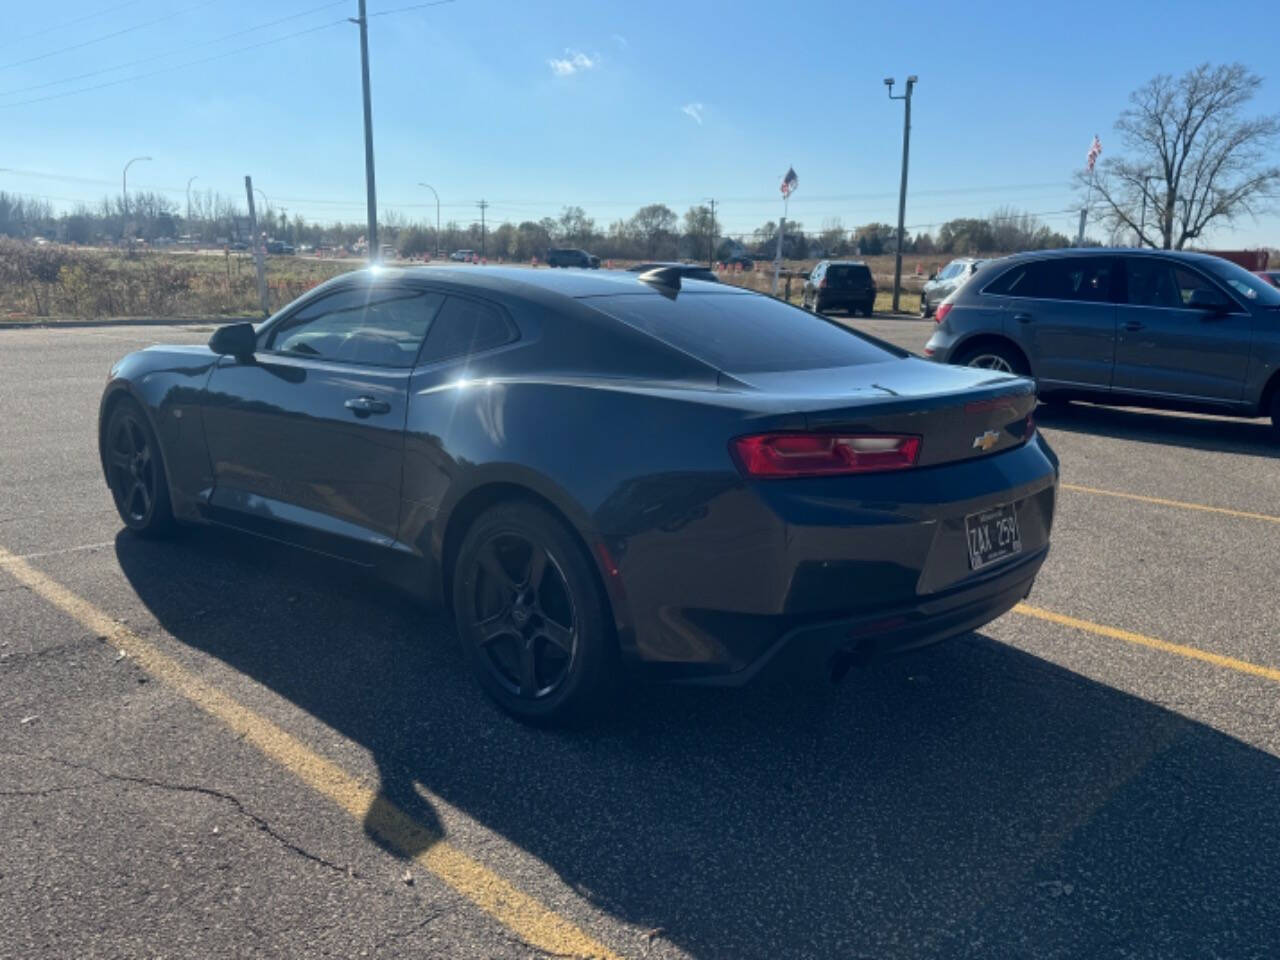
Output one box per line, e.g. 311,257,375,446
964,503,1022,570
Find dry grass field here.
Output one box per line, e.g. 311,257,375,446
0,243,945,321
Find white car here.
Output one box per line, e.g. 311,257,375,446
450,249,475,262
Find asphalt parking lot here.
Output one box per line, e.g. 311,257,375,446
2,318,1279,960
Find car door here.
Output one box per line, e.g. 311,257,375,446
201,281,444,555
1113,257,1253,402
398,294,521,546
999,255,1119,388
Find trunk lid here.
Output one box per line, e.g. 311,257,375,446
730,358,1037,467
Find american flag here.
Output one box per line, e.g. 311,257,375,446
1086,135,1102,172
780,166,798,198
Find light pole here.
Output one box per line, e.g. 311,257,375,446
885,76,916,314
122,155,151,237
417,182,440,259
185,175,198,225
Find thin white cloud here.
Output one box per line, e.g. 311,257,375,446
548,49,599,77
681,102,704,126
611,33,628,48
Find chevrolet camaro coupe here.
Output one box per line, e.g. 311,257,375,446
99,266,1058,721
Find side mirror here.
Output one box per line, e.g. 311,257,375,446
209,321,257,358
1187,288,1229,313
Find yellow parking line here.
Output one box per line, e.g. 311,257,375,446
1014,603,1280,685
1061,483,1280,525
0,545,620,960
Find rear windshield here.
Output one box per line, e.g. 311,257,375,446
824,264,872,287
595,292,896,373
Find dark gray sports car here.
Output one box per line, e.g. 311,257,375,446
99,266,1058,721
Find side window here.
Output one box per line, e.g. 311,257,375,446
267,286,443,367
983,264,1029,296
1126,259,1188,309
418,296,516,365
1027,257,1113,302
1172,266,1226,307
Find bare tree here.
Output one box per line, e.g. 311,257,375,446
1082,63,1280,249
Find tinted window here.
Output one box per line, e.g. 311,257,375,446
418,296,515,364
267,286,443,367
1125,259,1231,309
600,293,895,373
1201,260,1280,306
825,264,871,287
990,257,1113,302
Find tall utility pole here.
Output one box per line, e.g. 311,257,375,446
477,199,488,257
244,175,269,317
185,175,198,223
418,182,440,259
706,198,717,267
351,0,378,260
885,75,916,313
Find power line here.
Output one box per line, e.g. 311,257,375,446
0,19,349,109
0,1,146,51
368,0,457,17
0,0,219,73
0,0,350,98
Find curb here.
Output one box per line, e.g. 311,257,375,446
0,316,255,331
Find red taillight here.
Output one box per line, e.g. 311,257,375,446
730,433,921,478
934,301,952,324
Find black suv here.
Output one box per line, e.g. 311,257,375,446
547,248,600,269
803,261,877,317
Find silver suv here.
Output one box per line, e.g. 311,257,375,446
920,258,985,318
924,249,1280,439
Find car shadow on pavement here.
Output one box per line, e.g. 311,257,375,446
116,527,1280,959
1037,402,1278,458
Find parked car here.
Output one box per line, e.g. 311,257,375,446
802,261,877,317
921,258,986,318
1255,270,1280,289
450,249,475,262
266,240,295,255
924,248,1280,438
724,255,755,271
626,261,719,282
99,266,1056,721
547,248,600,268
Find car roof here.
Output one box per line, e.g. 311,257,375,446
981,247,1242,268
336,265,749,300
627,261,715,271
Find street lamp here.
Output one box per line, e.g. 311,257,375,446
417,182,440,259
121,155,151,231
885,76,917,314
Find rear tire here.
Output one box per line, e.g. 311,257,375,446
452,501,616,724
104,397,176,538
953,342,1028,376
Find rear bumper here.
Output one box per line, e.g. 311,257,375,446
612,435,1059,684
816,291,875,309
677,544,1046,686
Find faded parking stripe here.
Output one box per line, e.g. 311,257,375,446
0,545,622,960
1062,483,1280,525
1014,603,1280,685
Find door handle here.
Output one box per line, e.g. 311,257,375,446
1123,320,1144,332
1012,312,1033,324
344,396,391,415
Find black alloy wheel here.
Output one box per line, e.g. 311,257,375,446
453,502,614,722
105,399,175,536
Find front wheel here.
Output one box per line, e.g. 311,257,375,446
104,398,176,537
920,295,931,318
452,501,616,724
1269,390,1280,443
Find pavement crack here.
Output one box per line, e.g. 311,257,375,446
17,754,360,879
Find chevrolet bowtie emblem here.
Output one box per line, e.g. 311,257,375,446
972,430,1000,452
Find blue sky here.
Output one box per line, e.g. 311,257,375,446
3,0,1278,245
